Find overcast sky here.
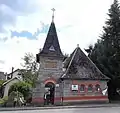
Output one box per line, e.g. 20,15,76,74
0,0,114,73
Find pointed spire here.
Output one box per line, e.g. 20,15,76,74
39,9,63,58
51,8,55,22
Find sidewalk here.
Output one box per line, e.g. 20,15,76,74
0,103,120,111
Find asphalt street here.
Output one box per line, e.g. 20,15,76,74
1,107,120,113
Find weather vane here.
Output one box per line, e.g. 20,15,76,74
51,8,55,22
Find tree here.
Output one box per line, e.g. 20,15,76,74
21,52,39,72
62,52,69,61
21,52,39,87
0,80,6,98
22,70,38,87
85,0,120,101
86,0,120,79
101,0,120,78
9,81,32,100
84,44,93,57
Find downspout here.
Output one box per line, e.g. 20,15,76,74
61,78,64,105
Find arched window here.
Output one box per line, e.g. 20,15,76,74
95,84,100,92
88,84,93,92
80,84,85,92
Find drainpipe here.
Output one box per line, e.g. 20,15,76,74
61,79,64,106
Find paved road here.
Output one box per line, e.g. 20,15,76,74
1,107,120,113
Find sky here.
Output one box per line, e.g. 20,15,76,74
0,0,114,73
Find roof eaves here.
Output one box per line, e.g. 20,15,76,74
61,77,110,81
2,76,21,86
85,54,109,79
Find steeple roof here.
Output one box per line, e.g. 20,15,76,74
61,46,109,80
39,21,63,57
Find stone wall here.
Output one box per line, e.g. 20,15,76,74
32,55,109,106
62,79,109,104
32,55,63,106
54,82,63,105
37,56,63,81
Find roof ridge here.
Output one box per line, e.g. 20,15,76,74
62,47,78,78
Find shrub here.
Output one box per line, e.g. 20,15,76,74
9,81,32,100
0,96,8,107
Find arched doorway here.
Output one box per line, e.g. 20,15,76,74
45,82,55,105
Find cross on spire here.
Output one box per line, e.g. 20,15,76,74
51,8,55,22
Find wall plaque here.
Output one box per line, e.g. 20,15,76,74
71,85,78,91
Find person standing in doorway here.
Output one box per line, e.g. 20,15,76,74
44,90,50,105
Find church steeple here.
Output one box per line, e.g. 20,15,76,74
51,8,55,22
39,9,63,58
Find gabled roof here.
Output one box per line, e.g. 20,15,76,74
61,46,109,80
2,76,22,86
39,22,63,58
7,69,25,75
7,69,19,76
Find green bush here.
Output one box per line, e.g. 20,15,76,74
0,96,8,106
7,91,25,106
9,81,32,100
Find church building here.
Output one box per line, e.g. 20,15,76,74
32,10,109,106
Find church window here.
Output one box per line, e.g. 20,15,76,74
45,61,57,69
80,84,85,92
88,84,93,92
95,84,101,92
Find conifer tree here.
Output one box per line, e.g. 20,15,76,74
86,0,120,79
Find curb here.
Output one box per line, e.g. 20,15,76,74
0,104,120,111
